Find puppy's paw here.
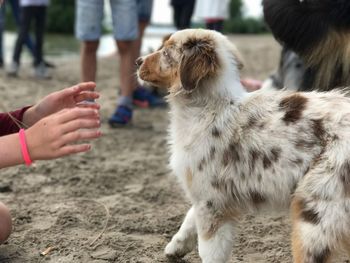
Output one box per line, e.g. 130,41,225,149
165,234,195,259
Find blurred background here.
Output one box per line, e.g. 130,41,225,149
1,0,266,62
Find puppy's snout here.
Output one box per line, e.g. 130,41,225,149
135,57,144,68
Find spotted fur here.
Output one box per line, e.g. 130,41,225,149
137,29,350,263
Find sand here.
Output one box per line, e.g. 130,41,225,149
0,35,347,263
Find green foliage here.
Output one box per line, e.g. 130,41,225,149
224,17,268,34
46,0,75,34
230,0,243,19
225,0,268,34
4,6,17,31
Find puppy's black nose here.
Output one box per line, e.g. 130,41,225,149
135,57,143,68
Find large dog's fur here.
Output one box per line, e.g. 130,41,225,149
263,0,350,91
137,29,350,263
263,47,307,91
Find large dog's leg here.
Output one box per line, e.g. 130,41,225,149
165,206,197,258
195,204,236,263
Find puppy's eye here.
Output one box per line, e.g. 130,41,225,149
163,50,169,57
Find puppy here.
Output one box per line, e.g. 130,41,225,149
263,0,350,91
137,29,350,263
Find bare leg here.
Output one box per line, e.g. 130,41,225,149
135,21,148,59
0,202,12,244
165,206,197,258
116,40,137,97
80,40,99,82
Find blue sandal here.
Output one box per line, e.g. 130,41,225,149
108,105,133,127
133,87,167,108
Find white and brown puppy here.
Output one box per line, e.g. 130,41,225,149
136,29,350,263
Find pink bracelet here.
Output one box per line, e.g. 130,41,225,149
19,128,33,166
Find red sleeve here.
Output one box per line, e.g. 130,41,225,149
0,106,32,136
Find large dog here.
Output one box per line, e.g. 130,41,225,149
136,29,350,263
263,0,350,91
262,47,307,91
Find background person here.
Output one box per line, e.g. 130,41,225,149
194,0,230,32
0,0,34,68
170,0,196,30
7,0,50,78
133,0,166,108
75,0,138,127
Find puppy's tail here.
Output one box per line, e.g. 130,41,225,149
263,0,350,91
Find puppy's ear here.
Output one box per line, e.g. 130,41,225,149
179,37,219,91
158,33,172,51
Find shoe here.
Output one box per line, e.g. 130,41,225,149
108,105,133,127
133,87,167,108
34,62,51,79
7,62,19,77
44,60,56,68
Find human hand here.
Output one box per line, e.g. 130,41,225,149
25,107,101,161
241,78,262,92
23,82,100,127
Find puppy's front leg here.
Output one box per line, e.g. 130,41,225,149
195,204,236,263
165,206,197,258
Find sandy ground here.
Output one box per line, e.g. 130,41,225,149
0,35,347,263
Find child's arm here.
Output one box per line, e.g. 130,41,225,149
0,82,99,136
0,107,31,136
0,107,101,169
0,133,23,168
0,82,101,169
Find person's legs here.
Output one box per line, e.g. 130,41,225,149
206,20,224,33
80,41,99,82
132,0,165,108
206,22,215,31
8,6,32,75
135,0,153,58
212,20,224,33
118,40,137,98
0,202,12,244
179,0,195,29
32,5,50,78
9,0,35,57
108,0,138,126
33,6,46,66
172,4,182,30
12,6,32,64
75,0,104,82
111,0,138,98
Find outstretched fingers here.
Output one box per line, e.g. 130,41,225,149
68,82,96,94
57,108,99,124
59,144,93,156
57,82,98,103
77,102,100,110
61,118,101,134
74,92,100,104
76,82,96,91
60,129,102,147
